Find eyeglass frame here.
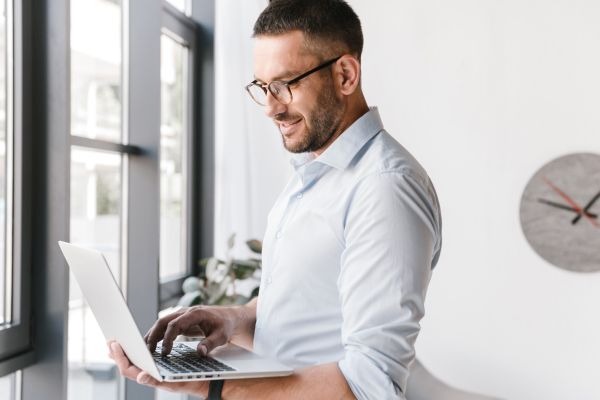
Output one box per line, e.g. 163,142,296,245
245,55,343,106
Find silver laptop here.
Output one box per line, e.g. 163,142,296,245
58,241,293,382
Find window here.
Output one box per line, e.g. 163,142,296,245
158,3,196,308
14,0,211,399
160,33,189,281
0,372,20,400
68,0,123,398
0,0,8,329
0,0,34,378
71,0,122,142
165,0,189,15
67,2,198,399
68,148,122,400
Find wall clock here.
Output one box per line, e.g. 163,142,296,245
519,153,600,273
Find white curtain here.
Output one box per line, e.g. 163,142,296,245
214,0,290,258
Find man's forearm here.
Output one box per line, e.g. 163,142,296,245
199,362,355,400
223,300,355,399
229,297,257,350
161,363,356,400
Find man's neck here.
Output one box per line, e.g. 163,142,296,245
313,96,370,156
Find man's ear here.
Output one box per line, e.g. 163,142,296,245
334,55,361,96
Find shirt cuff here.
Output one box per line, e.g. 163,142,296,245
338,349,407,400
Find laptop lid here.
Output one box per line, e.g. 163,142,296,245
58,241,163,381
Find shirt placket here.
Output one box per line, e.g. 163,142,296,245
262,163,326,291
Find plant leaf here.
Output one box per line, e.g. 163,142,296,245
246,239,262,254
227,233,236,250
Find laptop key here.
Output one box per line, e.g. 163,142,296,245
153,344,236,374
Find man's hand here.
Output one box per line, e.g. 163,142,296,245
144,299,257,356
107,341,208,395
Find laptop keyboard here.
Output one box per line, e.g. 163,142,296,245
153,343,236,374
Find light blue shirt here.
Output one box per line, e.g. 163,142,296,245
253,107,442,399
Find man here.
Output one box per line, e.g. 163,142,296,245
110,0,442,398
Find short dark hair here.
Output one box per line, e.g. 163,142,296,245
253,0,364,60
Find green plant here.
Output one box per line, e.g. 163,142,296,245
178,234,262,306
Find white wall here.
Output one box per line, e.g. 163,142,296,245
349,1,600,399
214,0,290,258
215,1,600,399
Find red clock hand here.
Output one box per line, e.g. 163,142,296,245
543,177,599,228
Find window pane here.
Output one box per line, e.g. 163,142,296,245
0,0,7,326
70,0,123,397
71,0,122,142
160,35,188,280
165,0,188,14
68,147,121,400
0,372,19,400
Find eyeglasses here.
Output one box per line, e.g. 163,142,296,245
245,56,342,106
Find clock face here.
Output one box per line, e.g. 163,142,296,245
519,153,600,273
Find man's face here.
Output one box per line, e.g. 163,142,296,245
253,31,344,154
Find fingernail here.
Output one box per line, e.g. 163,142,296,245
138,374,150,384
199,345,207,356
110,342,118,352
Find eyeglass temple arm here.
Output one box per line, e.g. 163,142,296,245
286,56,342,85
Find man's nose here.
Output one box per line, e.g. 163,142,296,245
264,91,286,119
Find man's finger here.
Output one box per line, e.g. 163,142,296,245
160,312,202,355
109,341,201,393
136,371,160,386
109,342,143,381
144,311,183,353
198,331,227,356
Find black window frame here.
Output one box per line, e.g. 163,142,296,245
0,0,35,377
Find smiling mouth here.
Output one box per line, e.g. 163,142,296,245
278,118,302,135
279,119,302,128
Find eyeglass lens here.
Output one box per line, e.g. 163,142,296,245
247,81,291,106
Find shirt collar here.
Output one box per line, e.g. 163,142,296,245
290,107,384,172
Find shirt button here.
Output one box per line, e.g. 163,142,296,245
276,231,282,239
296,192,303,200
266,276,273,284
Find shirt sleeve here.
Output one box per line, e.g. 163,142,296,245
337,170,442,400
